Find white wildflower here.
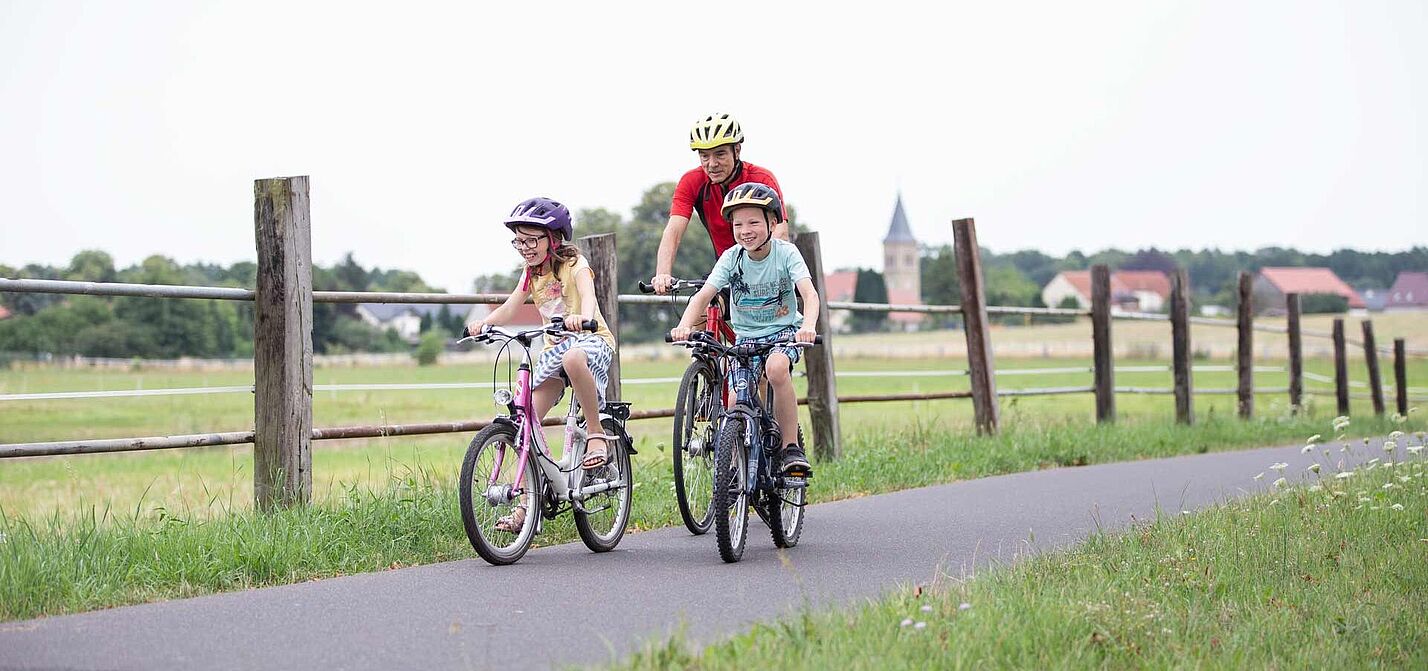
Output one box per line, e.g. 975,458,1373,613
1270,462,1289,471
959,603,972,611
1301,445,1314,454
1391,504,1405,511
1358,496,1372,503
1307,434,1322,444
914,622,927,630
1384,441,1397,453
901,618,913,627
1273,477,1288,489
1253,472,1265,481
1335,472,1354,480
1390,431,1405,441
1408,445,1423,455
1383,483,1396,490
1307,463,1321,474
920,605,933,613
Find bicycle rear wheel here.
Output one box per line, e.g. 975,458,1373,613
766,426,806,548
575,419,633,552
459,423,538,566
673,358,720,534
713,416,749,563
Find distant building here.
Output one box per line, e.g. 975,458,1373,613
356,303,473,342
881,193,924,329
1041,270,1171,312
1386,271,1428,311
1252,267,1365,314
822,270,859,333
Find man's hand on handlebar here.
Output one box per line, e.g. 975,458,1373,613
669,325,694,342
651,274,676,295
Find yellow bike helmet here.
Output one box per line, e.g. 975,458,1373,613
720,182,783,224
689,113,744,150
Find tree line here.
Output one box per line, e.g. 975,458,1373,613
4,183,1423,355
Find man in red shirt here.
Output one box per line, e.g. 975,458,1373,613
651,113,789,294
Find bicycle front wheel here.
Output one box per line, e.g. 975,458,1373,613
712,416,749,563
459,423,538,566
673,358,721,535
574,419,633,552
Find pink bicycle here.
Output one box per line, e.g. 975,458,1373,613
457,318,634,566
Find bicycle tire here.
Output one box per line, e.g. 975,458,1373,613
574,418,633,552
712,416,749,563
673,358,720,534
459,423,539,566
766,425,806,548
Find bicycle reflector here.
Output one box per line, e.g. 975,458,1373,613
493,389,514,406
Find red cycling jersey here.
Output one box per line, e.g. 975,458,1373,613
670,161,786,257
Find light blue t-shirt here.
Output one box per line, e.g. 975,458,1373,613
705,239,812,338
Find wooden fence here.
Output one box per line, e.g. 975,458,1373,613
0,175,1421,509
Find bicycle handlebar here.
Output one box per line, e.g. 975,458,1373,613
665,330,822,353
460,317,597,344
638,278,706,294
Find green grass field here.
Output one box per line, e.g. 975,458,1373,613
3,352,1422,521
619,434,1428,670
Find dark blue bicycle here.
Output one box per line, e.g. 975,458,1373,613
668,330,820,562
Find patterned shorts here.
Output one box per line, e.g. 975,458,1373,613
736,326,802,372
531,333,615,408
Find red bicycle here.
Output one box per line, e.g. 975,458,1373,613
639,278,734,534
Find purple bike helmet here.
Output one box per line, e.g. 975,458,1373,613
504,197,573,243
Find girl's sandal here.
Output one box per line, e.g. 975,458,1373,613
494,504,527,533
581,434,613,470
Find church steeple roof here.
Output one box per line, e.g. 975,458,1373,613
884,192,915,243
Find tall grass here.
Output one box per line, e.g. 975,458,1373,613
1,410,1420,622
620,422,1428,670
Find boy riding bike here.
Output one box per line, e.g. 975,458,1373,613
651,113,789,295
669,183,819,476
465,197,618,532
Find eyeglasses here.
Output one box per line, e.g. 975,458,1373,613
510,236,544,250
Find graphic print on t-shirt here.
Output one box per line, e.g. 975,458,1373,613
733,275,792,325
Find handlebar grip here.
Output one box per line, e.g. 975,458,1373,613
814,335,823,345
582,319,598,332
638,281,655,294
664,334,675,343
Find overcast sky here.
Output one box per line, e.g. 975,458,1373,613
1,1,1423,293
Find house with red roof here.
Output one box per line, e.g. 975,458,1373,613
1041,270,1171,312
1385,271,1428,311
822,270,859,333
1252,267,1364,314
0,305,10,321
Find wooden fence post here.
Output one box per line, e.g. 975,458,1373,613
952,219,999,435
793,231,842,460
1286,293,1303,412
1091,264,1115,423
1170,269,1193,425
1362,321,1385,416
575,233,620,403
1394,338,1409,417
1236,271,1253,419
1332,318,1350,416
253,176,313,510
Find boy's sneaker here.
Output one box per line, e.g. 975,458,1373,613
780,444,812,477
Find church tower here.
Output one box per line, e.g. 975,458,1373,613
882,193,920,300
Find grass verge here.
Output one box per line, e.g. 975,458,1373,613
619,428,1428,670
1,411,1422,622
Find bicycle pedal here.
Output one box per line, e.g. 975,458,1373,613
779,476,809,489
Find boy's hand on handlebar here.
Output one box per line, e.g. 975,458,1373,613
669,326,693,342
795,327,817,344
651,274,675,295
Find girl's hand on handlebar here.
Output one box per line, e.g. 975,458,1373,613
463,320,488,338
795,327,817,344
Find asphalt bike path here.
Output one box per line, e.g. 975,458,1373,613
0,437,1391,670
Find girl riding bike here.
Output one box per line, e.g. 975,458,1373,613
465,196,618,532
